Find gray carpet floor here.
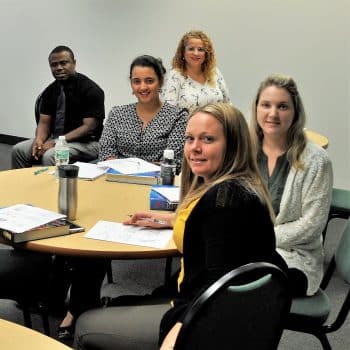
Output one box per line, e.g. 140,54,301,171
0,143,349,349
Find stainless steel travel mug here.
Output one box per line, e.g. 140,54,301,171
58,165,79,220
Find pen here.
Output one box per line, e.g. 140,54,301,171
144,218,168,225
33,167,49,175
127,214,167,225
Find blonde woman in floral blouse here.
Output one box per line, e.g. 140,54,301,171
161,30,231,112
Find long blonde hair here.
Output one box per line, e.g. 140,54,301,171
250,74,307,169
178,103,275,221
172,30,217,87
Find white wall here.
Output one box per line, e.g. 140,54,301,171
0,0,349,189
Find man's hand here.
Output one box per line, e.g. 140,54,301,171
32,139,55,159
32,139,44,160
33,114,52,159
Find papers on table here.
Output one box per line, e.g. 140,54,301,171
97,158,160,175
73,162,107,180
151,186,180,204
84,220,173,249
0,204,66,233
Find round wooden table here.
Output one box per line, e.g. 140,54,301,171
0,167,178,259
0,319,72,350
305,129,328,149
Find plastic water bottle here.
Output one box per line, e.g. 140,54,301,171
160,149,176,186
54,136,69,175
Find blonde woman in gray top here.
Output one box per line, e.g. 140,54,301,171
250,74,333,296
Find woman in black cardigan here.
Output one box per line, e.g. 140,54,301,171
74,103,286,350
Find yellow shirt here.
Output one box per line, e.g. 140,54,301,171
173,199,200,291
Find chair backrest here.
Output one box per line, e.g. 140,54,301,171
332,188,350,214
335,220,350,283
174,262,291,350
34,93,43,124
322,188,350,243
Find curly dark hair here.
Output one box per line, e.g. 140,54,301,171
172,30,217,86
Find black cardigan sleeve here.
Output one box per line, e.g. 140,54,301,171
181,181,281,297
159,180,286,341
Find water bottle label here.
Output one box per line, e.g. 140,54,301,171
55,150,69,161
161,164,175,185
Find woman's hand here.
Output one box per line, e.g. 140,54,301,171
123,211,175,229
160,322,182,350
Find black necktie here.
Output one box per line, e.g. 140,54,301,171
54,84,66,136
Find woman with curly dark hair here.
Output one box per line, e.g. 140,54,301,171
161,30,231,112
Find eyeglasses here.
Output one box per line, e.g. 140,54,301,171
185,46,206,53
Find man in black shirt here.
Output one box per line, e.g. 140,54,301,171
11,46,105,168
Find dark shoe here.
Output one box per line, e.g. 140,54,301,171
57,324,75,340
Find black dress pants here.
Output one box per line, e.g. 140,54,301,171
49,255,110,318
0,247,51,304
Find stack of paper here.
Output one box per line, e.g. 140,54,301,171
84,220,173,249
73,161,107,180
97,158,160,175
0,204,69,243
149,185,180,211
97,158,160,185
151,186,180,204
0,204,66,233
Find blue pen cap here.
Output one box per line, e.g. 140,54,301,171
58,165,79,178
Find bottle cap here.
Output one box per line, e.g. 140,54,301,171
163,149,174,159
58,165,79,178
58,135,65,140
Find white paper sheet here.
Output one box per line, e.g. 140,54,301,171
84,220,173,249
0,204,66,233
73,161,107,180
97,158,160,175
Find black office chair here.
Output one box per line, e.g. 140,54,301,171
0,249,51,335
330,188,350,220
34,93,42,124
174,262,291,350
286,219,350,350
17,300,50,336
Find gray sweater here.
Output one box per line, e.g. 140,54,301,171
275,142,333,295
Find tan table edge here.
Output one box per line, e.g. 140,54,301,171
0,236,180,259
305,130,329,149
0,167,180,259
0,319,72,350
